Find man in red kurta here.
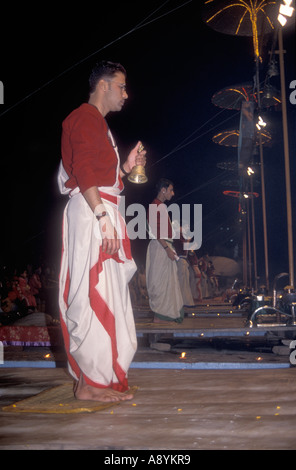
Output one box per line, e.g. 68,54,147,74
146,179,184,323
58,61,146,402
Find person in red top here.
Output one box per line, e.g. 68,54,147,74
58,61,146,403
146,179,184,323
61,102,119,194
17,268,37,309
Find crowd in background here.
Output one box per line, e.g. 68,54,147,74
0,251,220,326
0,263,59,326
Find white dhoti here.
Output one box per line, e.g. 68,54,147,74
146,240,184,322
176,257,194,306
58,182,137,392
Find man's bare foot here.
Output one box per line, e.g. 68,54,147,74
74,375,133,403
153,316,169,323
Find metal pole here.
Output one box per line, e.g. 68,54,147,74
247,198,252,287
250,175,258,291
256,57,270,291
278,27,294,288
258,130,269,291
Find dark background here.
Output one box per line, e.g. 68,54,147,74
0,1,295,285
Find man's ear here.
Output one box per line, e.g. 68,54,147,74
99,78,109,92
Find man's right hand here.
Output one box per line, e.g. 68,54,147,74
166,246,177,261
99,215,120,255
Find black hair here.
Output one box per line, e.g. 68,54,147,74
155,178,174,195
88,60,127,93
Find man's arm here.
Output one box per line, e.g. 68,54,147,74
83,186,120,255
157,239,176,260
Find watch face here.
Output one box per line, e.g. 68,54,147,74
96,211,107,220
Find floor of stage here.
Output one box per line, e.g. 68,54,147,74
1,367,296,450
1,300,296,450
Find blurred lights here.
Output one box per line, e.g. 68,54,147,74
277,0,295,26
279,3,294,16
278,13,288,25
256,115,266,130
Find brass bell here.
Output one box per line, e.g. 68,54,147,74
128,143,148,184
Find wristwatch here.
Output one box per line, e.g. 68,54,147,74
120,165,130,176
96,211,108,221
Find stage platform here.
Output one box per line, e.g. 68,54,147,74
1,301,296,450
1,300,295,371
1,367,296,450
134,301,296,341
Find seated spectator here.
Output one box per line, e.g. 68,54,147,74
29,266,42,310
17,267,37,309
0,289,29,325
0,288,54,326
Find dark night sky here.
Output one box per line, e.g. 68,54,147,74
0,1,295,284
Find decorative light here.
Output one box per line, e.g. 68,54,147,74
206,0,276,59
256,115,267,130
277,0,295,25
278,13,288,25
279,3,294,16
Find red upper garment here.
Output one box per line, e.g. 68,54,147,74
148,198,173,239
61,103,118,193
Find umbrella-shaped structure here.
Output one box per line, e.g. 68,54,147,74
212,128,272,146
211,82,281,110
216,161,238,171
222,190,259,198
203,0,285,291
202,0,279,59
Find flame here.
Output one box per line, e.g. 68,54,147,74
180,352,186,359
